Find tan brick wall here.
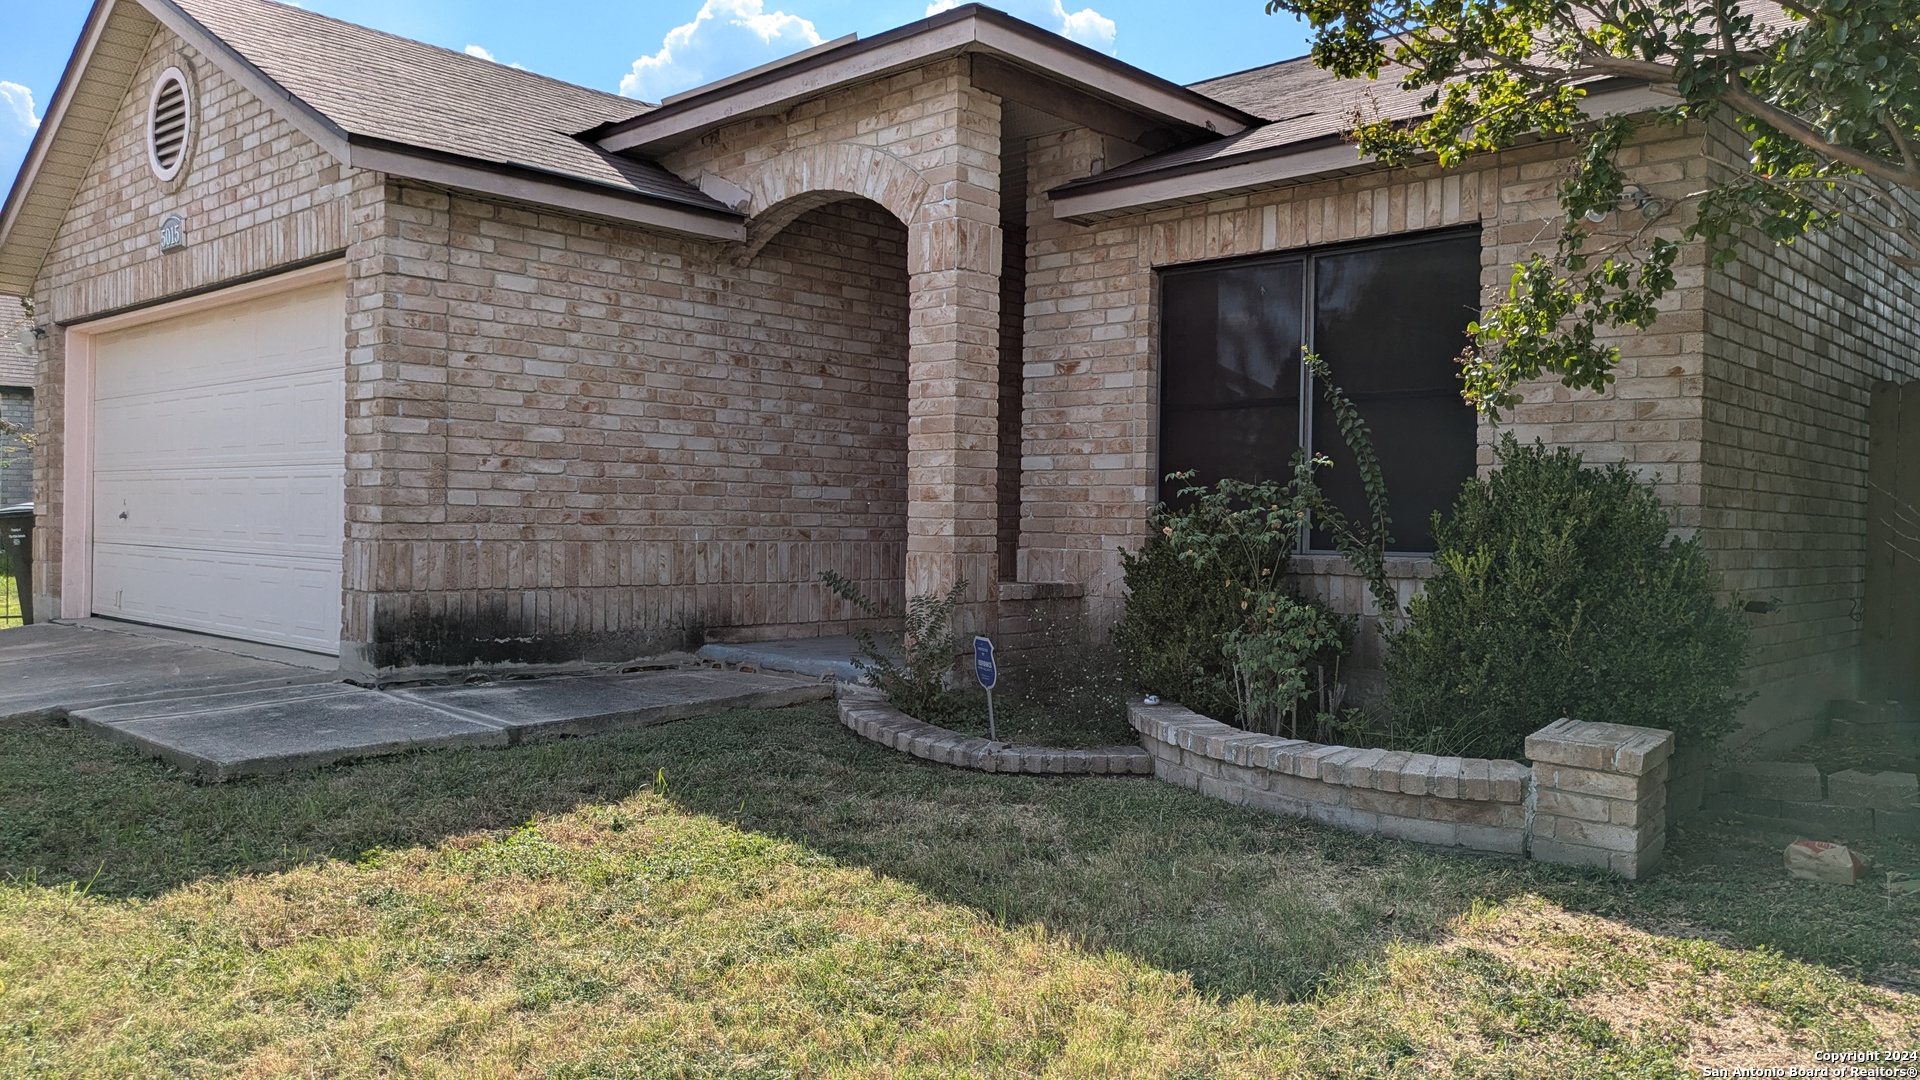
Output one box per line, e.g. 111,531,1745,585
26,25,360,618
1023,114,1913,741
342,189,912,672
664,58,1007,620
1699,119,1920,737
1018,121,1713,636
35,26,1878,723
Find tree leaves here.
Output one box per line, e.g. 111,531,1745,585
1263,0,1920,415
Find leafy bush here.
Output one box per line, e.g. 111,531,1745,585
1116,354,1394,738
1385,436,1751,758
1114,530,1241,722
821,571,967,721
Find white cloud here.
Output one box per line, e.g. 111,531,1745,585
463,44,527,70
926,0,1115,53
0,82,40,137
620,0,825,103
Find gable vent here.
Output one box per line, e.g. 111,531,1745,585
147,68,192,182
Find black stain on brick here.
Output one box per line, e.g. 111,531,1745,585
368,596,702,671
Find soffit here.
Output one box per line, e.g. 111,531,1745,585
0,0,159,296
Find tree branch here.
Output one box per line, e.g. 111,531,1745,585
1884,110,1919,174
1721,85,1920,189
1565,51,1920,190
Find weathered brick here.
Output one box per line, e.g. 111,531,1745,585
1534,763,1659,802
1535,787,1612,823
1827,770,1919,810
1374,815,1461,848
1728,761,1825,803
1528,837,1614,872
1345,787,1426,819
1525,719,1674,776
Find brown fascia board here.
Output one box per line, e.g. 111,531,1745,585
587,4,1261,156
346,137,746,240
1048,80,1675,223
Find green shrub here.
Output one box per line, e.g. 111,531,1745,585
1114,529,1241,722
1115,354,1394,738
821,571,967,721
1385,436,1751,758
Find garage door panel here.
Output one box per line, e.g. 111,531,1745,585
93,370,342,470
92,277,345,655
92,544,343,653
94,466,345,557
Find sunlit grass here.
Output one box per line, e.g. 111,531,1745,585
2,700,1915,1076
0,570,21,627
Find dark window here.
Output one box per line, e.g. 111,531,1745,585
1158,229,1480,553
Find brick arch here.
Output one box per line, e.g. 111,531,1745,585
724,144,931,261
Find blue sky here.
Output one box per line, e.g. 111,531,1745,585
0,0,1313,193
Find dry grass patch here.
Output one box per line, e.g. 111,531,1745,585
2,700,1917,1077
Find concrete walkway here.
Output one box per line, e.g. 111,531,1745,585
697,635,878,682
5,622,833,780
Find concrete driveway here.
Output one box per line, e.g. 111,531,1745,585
0,621,336,725
3,621,832,780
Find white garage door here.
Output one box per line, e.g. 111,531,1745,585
91,278,346,654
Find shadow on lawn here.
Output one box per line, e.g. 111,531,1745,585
2,701,1915,1002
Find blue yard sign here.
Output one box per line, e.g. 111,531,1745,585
974,635,999,742
973,635,997,689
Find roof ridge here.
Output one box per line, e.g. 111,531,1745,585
1188,50,1318,90
197,0,650,113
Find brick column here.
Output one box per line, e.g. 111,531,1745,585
1526,719,1675,880
903,86,1002,628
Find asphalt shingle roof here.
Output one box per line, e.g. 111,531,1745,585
1052,58,1426,191
1087,4,1799,193
171,0,731,214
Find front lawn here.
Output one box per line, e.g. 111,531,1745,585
2,700,1915,1076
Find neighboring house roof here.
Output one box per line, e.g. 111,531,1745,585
0,298,34,389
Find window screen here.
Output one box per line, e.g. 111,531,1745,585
1158,229,1481,553
1159,261,1304,506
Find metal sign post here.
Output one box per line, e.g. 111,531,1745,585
973,635,998,742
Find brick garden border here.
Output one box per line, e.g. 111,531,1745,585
1133,703,1675,879
834,687,1673,878
836,690,1153,776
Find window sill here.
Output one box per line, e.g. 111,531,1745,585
1289,553,1439,580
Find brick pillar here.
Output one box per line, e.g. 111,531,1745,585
903,89,1002,630
1525,719,1675,880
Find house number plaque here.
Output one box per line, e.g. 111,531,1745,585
159,214,186,252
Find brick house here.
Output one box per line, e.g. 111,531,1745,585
1,0,1912,745
0,297,31,507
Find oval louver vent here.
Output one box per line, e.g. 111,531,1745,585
148,68,191,181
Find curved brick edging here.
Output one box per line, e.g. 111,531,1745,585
1131,702,1532,854
1133,703,1676,879
837,693,1153,776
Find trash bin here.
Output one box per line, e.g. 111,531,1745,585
0,502,33,625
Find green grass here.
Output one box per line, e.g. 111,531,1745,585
2,700,1916,1076
0,570,21,627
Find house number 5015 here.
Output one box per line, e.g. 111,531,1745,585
159,214,186,252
